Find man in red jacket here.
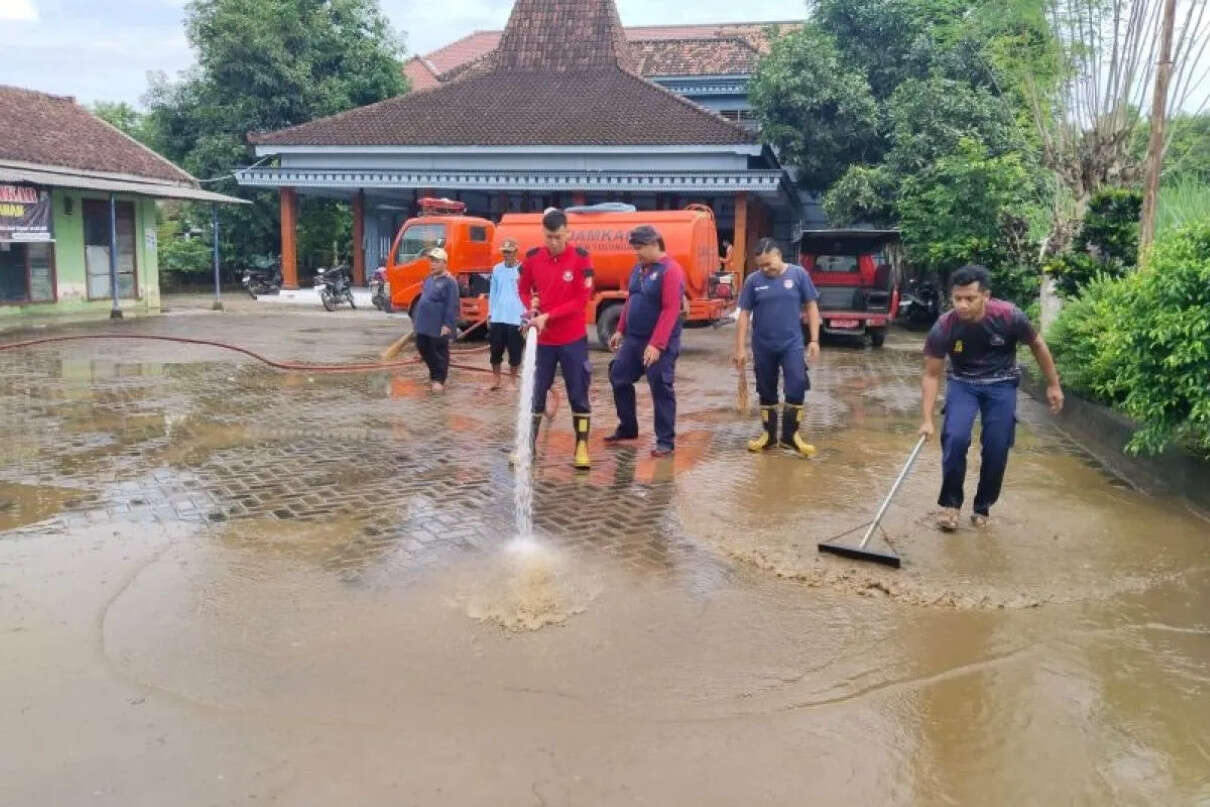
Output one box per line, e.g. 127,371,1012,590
518,208,594,470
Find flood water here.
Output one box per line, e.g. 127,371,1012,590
1,310,1207,805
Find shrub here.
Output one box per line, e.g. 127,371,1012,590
1114,220,1210,455
1044,188,1141,298
1048,218,1210,456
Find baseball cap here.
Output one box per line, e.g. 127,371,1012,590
628,225,661,246
500,238,519,253
428,247,448,261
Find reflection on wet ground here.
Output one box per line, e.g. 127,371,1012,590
1,309,1208,805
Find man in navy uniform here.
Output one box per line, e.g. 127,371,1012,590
732,238,822,456
919,264,1064,531
604,225,685,457
518,208,594,469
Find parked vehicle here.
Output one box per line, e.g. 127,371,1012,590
241,255,282,299
898,276,941,328
799,229,901,347
370,265,391,311
384,198,735,349
315,263,355,311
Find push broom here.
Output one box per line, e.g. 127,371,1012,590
817,434,927,569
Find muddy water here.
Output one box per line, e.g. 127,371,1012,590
1,318,1209,805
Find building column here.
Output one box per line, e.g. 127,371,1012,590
733,192,748,278
108,193,122,319
351,190,366,286
571,191,586,207
280,187,299,289
496,193,510,219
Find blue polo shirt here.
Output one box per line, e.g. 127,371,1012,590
738,264,819,354
488,260,525,326
413,273,460,338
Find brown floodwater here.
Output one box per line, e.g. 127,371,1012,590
1,316,1208,805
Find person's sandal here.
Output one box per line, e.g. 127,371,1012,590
936,508,960,532
970,513,991,529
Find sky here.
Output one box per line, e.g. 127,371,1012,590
0,0,808,108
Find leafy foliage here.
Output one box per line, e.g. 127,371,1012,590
823,165,897,227
1047,219,1210,456
1044,188,1141,297
898,139,1041,304
750,26,882,189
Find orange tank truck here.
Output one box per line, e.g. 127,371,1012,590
385,200,736,348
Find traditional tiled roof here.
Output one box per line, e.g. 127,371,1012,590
0,84,195,184
255,0,754,148
251,68,753,146
630,37,760,77
401,19,798,87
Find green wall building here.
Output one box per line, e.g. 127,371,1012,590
0,85,243,322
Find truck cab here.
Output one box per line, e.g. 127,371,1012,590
800,229,901,347
384,198,494,320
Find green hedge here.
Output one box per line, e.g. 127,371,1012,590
1048,219,1210,457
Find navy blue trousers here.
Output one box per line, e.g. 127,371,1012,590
532,337,591,415
753,342,809,406
609,335,678,450
939,379,1018,515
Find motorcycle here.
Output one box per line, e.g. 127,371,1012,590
898,277,941,328
315,263,356,311
241,255,282,299
370,265,391,312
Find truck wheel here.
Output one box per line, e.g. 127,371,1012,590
597,303,622,351
869,327,887,348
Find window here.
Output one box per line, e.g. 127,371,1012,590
83,199,137,299
0,241,55,304
814,254,860,273
395,223,447,263
469,225,488,243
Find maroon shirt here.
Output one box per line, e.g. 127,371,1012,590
924,299,1037,383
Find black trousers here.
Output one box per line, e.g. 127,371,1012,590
489,322,523,367
415,334,450,383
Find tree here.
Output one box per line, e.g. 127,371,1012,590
749,25,882,189
91,101,153,143
823,165,897,227
142,0,407,271
898,138,1044,304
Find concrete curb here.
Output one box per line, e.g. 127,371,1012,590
1020,366,1210,513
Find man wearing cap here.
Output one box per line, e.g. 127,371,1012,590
604,225,685,457
733,238,822,456
518,208,595,470
488,238,525,390
412,247,459,392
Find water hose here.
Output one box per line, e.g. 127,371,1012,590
0,331,494,375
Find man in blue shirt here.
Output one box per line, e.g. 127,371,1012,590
412,247,460,392
488,238,525,390
733,238,822,456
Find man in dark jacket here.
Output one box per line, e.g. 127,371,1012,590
605,225,685,458
412,247,459,392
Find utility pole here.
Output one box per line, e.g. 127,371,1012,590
1140,0,1178,254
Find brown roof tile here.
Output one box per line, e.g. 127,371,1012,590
407,19,799,84
630,37,760,76
495,0,634,72
0,85,195,184
251,68,754,147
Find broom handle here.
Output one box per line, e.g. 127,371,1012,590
858,435,927,550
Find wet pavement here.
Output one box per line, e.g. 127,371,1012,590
2,300,1208,805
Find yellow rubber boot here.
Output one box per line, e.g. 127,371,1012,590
572,413,591,470
780,404,817,458
747,406,778,452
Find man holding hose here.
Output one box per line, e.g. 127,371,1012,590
519,208,594,470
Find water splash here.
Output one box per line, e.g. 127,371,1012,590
512,334,539,538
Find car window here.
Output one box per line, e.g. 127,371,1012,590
814,254,859,273
396,224,447,263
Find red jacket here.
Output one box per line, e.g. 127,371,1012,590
518,244,593,346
